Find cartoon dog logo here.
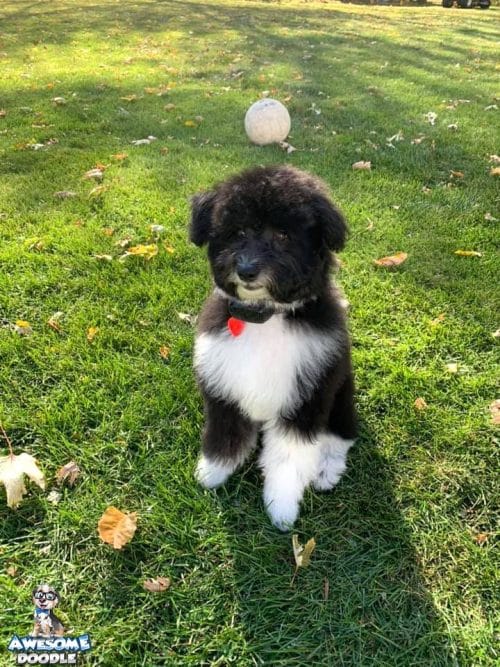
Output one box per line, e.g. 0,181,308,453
31,584,65,637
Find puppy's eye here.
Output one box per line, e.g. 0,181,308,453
273,230,288,242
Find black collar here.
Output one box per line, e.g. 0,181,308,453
228,299,276,323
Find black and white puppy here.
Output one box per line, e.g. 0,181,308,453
190,165,357,530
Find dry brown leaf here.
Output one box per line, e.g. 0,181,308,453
56,460,81,486
474,533,489,546
98,506,137,549
489,155,500,164
454,250,482,257
121,94,139,102
143,577,171,593
414,397,428,411
490,399,500,425
87,326,99,343
430,313,445,326
292,535,316,573
84,168,104,181
159,345,170,360
112,153,128,161
450,170,464,179
102,227,115,236
54,191,77,199
177,312,196,325
88,184,109,198
0,453,46,509
47,312,64,333
373,252,408,267
0,109,6,118
352,160,371,171
7,565,17,577
490,167,500,177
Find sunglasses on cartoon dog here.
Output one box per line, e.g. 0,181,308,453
34,591,57,601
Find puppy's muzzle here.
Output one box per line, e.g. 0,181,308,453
235,254,261,283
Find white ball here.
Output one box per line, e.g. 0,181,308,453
244,99,291,146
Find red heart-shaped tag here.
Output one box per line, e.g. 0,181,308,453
227,317,245,337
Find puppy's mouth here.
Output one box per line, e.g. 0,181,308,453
231,273,271,301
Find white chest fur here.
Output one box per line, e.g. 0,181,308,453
194,315,340,423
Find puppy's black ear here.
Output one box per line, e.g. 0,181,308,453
312,193,348,252
189,191,216,247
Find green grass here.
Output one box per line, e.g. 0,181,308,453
0,0,498,664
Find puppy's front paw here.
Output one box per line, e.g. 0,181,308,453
312,455,346,492
195,454,233,489
264,496,299,532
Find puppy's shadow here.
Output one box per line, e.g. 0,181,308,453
215,426,455,665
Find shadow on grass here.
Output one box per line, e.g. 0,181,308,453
209,425,456,665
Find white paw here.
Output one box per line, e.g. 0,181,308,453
195,455,234,489
312,455,346,491
264,495,299,531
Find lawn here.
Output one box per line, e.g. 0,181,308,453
0,0,498,664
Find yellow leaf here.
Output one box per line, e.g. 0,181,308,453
111,153,128,161
292,534,316,568
143,577,171,593
430,313,445,326
454,250,482,257
87,326,99,342
164,243,175,254
98,507,137,549
490,167,500,177
184,120,197,127
14,320,33,336
445,362,458,374
414,397,428,410
0,453,45,509
88,184,108,198
450,170,464,179
120,94,139,102
120,244,158,261
373,252,408,267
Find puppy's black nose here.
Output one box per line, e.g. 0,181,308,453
236,256,260,281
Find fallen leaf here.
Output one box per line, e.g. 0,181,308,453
131,136,157,146
447,123,458,131
484,104,498,111
0,109,6,118
94,254,113,261
454,250,482,257
119,243,158,261
323,578,329,601
84,168,104,181
414,397,428,410
98,506,137,549
489,155,500,165
0,453,45,509
56,461,81,486
450,170,464,179
14,320,33,336
47,311,64,333
54,191,77,199
86,326,99,342
88,184,108,198
47,490,61,505
7,565,17,577
102,227,115,236
424,111,437,125
52,97,67,106
352,160,371,171
422,186,432,194
150,224,165,234
159,345,170,360
164,103,176,111
373,252,408,267
111,153,128,161
445,362,458,374
490,399,500,425
484,212,497,222
292,534,316,576
120,94,139,102
430,313,445,326
474,533,489,545
184,120,197,127
177,312,196,325
164,244,175,254
278,141,297,154
492,329,500,338
490,167,500,177
143,577,171,593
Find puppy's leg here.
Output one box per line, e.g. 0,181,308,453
196,394,258,489
260,423,321,531
312,434,354,491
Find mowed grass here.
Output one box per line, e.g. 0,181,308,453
0,0,498,664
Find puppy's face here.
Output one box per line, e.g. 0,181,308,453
190,166,347,304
